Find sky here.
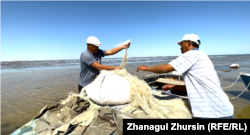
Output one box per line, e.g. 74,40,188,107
1,1,250,61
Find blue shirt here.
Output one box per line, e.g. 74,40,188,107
79,49,106,87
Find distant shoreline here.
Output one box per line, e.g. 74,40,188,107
1,54,250,70
1,54,249,62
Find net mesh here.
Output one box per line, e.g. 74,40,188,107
119,40,130,69
114,69,192,119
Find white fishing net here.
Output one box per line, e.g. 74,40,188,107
114,69,192,119
118,40,130,69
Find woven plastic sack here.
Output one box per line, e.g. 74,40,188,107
84,70,130,105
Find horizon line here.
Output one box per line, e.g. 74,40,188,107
1,53,249,62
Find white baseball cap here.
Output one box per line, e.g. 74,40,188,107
86,36,101,46
177,34,200,46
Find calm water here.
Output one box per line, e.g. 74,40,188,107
1,54,250,134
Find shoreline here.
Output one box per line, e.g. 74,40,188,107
2,54,249,70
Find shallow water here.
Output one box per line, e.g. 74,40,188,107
1,68,79,134
1,54,250,134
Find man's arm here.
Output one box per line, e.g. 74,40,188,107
90,61,121,70
137,64,175,74
162,84,186,92
105,46,125,56
105,40,130,56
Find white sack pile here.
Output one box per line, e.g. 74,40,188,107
84,70,131,105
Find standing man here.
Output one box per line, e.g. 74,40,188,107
78,36,130,93
137,34,234,119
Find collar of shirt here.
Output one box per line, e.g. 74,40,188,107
86,49,98,59
192,48,199,50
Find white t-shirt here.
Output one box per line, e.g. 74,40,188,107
169,50,234,118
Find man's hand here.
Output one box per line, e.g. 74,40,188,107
122,40,130,49
137,65,147,72
114,67,121,70
162,84,175,91
105,40,130,56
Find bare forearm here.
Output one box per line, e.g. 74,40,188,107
109,46,124,55
91,61,120,70
105,40,130,56
96,65,118,71
145,64,175,74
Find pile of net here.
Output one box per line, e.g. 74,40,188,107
113,69,192,119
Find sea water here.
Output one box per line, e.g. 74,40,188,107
1,54,250,134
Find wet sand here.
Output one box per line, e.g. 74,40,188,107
1,55,250,134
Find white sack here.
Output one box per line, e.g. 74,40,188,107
84,70,130,105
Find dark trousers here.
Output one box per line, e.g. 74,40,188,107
193,115,234,119
78,84,83,93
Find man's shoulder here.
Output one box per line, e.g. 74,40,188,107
81,50,91,55
81,50,94,60
184,50,206,55
177,50,209,64
182,50,207,58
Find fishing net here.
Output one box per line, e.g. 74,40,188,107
119,40,130,69
120,48,128,69
112,40,192,118
114,69,192,119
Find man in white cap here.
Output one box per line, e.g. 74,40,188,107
78,36,130,93
137,34,234,119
